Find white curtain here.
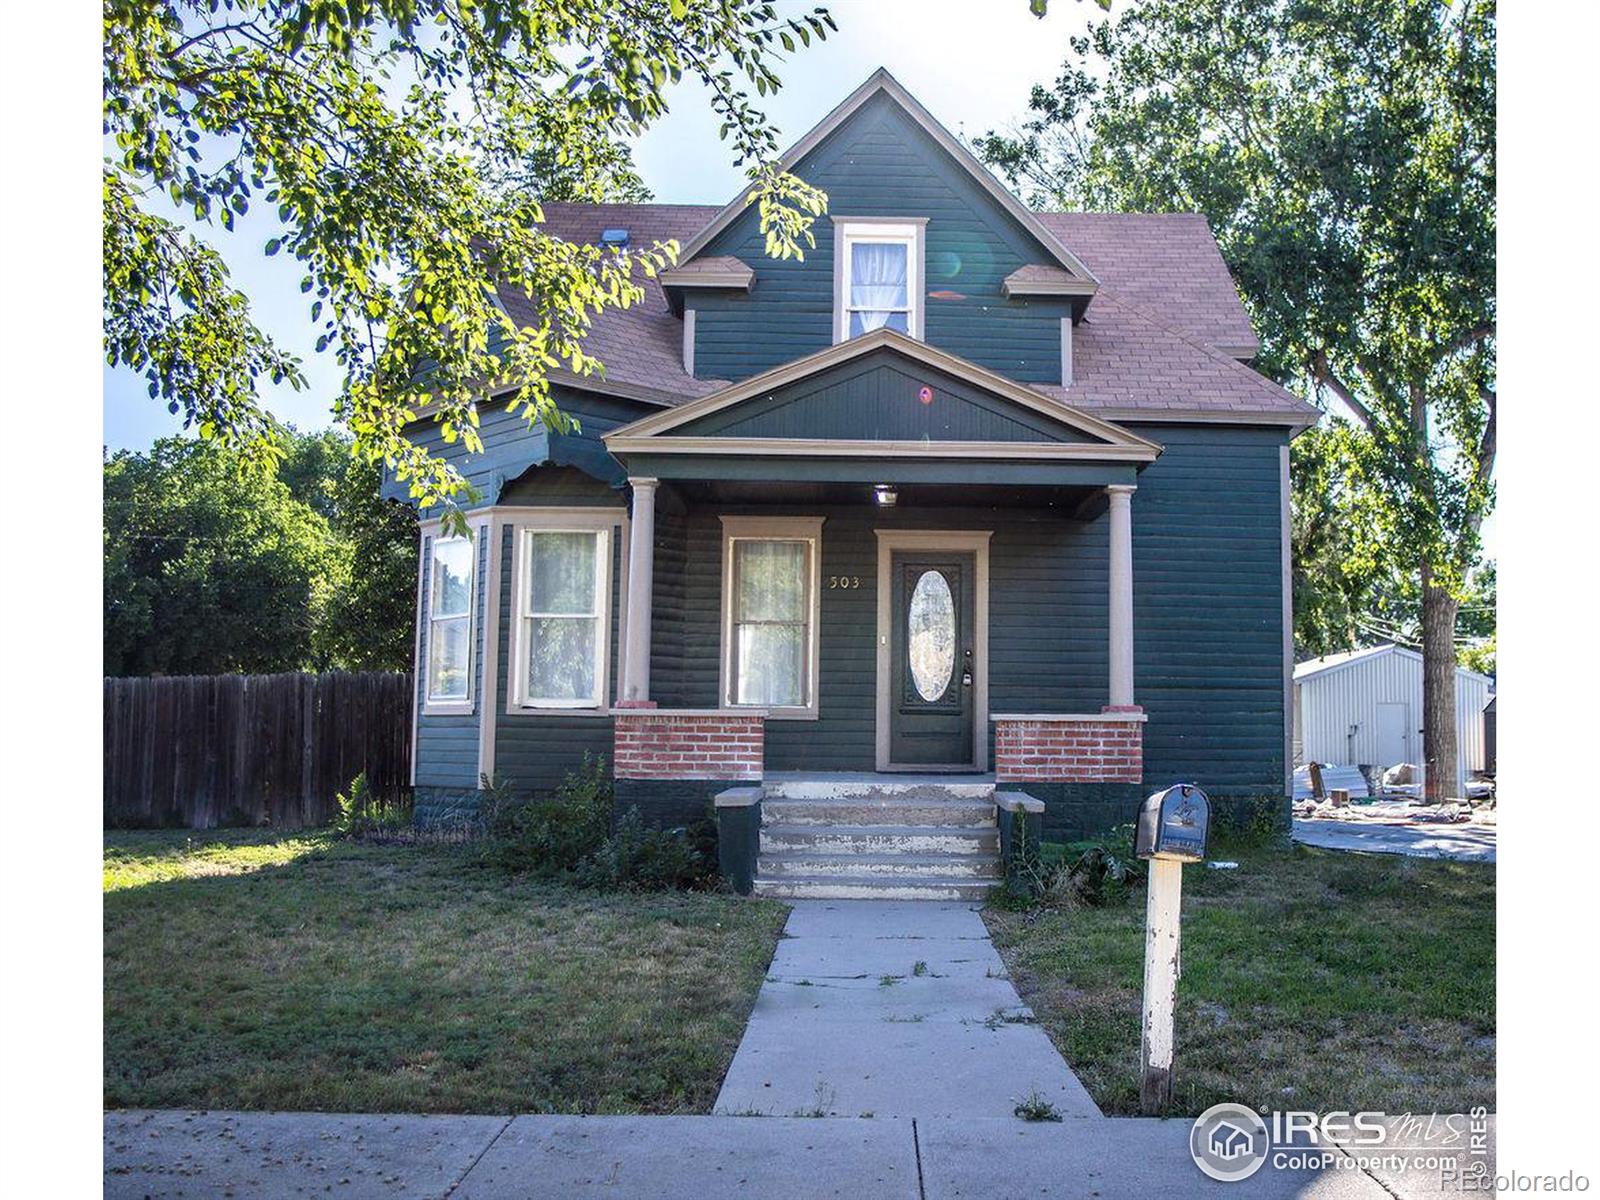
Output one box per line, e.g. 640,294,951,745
526,531,599,702
849,242,908,332
734,540,808,707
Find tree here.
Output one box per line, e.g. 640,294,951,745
104,438,342,675
312,447,420,671
1290,426,1366,658
488,130,654,205
978,0,1495,799
104,431,417,675
104,0,835,510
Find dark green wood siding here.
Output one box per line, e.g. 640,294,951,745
491,514,626,793
498,463,619,506
651,505,1108,772
381,386,645,509
673,351,1096,443
1125,423,1288,794
693,92,1074,384
646,423,1287,794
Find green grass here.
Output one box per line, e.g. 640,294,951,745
105,829,788,1115
985,840,1495,1117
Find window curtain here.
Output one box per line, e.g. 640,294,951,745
734,540,808,707
849,242,908,332
526,531,600,702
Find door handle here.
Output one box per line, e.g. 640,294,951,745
962,648,973,687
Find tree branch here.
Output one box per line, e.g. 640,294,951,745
1432,321,1495,364
1472,385,1496,496
1310,351,1377,431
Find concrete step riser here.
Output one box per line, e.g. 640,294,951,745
762,802,996,828
758,856,1001,880
764,782,995,801
759,830,999,855
752,878,996,902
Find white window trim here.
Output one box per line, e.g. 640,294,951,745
833,217,926,344
422,528,478,716
505,511,620,714
719,516,824,721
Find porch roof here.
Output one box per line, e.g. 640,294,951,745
603,329,1160,487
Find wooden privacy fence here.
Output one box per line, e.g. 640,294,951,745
104,672,413,829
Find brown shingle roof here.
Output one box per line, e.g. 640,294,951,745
1032,293,1314,422
497,203,725,404
1034,212,1260,356
507,202,1309,421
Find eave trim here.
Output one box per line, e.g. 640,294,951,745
660,266,755,290
603,436,1160,462
1000,273,1100,299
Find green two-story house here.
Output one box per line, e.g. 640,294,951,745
390,70,1316,898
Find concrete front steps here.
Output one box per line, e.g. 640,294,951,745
751,776,1001,901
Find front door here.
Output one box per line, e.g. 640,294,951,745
889,551,975,767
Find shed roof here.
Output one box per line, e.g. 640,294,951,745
1294,643,1494,686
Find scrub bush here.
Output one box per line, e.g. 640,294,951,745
479,755,611,875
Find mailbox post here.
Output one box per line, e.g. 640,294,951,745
1134,783,1210,1114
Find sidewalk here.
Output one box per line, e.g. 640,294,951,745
714,900,1099,1119
107,1109,1417,1198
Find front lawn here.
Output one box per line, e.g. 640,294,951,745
985,841,1495,1117
105,829,788,1114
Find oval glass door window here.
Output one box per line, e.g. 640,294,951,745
908,570,956,701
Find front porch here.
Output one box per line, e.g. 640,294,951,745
599,333,1162,859
606,478,1149,809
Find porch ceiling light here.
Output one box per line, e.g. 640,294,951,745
874,484,898,506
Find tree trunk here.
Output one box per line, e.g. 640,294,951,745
1420,563,1460,802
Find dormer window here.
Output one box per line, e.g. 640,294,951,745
834,219,924,342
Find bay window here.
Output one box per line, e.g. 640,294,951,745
425,534,475,708
720,517,823,718
512,525,612,709
835,220,924,342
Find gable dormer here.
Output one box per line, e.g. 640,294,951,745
663,69,1096,387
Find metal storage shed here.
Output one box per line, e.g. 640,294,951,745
1292,644,1494,797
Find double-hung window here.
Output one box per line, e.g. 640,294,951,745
721,517,822,718
514,526,612,709
425,534,475,708
835,220,923,342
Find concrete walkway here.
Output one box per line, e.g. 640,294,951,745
714,900,1100,1119
106,1109,1444,1198
1293,817,1497,862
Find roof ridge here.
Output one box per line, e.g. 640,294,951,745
1037,210,1212,219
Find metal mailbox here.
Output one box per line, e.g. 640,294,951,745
1135,783,1210,862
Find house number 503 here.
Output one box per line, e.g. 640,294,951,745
828,575,862,589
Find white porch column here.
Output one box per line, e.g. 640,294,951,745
622,478,658,703
1107,484,1136,708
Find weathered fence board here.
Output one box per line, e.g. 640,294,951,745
103,672,413,828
